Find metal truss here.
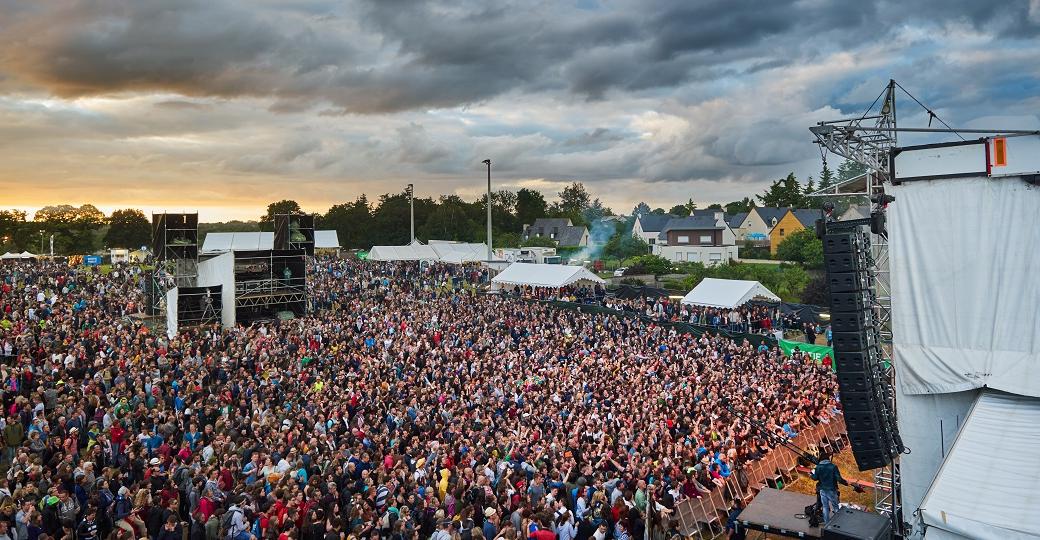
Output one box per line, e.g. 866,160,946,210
235,290,307,309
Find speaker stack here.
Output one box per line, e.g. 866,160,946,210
823,226,902,471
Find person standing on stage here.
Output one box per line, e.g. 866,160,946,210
811,452,850,522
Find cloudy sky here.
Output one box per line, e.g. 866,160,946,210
1,0,1038,221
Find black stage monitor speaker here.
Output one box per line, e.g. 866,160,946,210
822,507,892,540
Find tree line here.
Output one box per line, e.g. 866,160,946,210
0,161,864,255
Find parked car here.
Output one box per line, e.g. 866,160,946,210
613,267,628,277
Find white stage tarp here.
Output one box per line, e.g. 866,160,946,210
196,252,236,328
890,176,1040,396
202,232,274,253
919,391,1040,540
314,230,340,249
431,242,502,264
166,287,179,339
680,278,779,308
491,262,604,289
203,231,339,253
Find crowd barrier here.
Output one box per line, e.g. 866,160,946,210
525,298,778,348
671,416,848,539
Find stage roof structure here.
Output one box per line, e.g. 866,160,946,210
681,278,780,308
491,262,604,289
919,391,1040,540
202,231,340,254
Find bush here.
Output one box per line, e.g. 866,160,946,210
775,229,823,268
522,235,557,248
739,241,772,260
623,254,672,276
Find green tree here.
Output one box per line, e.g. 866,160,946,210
625,254,672,275
668,204,691,217
558,182,591,215
516,188,548,228
837,159,868,182
706,203,723,210
0,210,27,250
582,198,612,224
522,235,557,248
818,163,836,190
478,190,519,235
650,208,667,215
631,202,652,216
423,195,478,242
775,228,824,268
324,195,372,249
604,234,650,259
725,197,755,215
260,200,303,226
757,173,807,208
104,209,151,249
35,204,106,253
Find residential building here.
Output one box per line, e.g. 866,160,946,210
631,214,674,245
741,207,790,244
652,212,738,266
769,208,820,254
521,218,589,247
727,212,750,240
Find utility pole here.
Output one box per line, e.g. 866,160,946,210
407,184,415,242
482,159,492,261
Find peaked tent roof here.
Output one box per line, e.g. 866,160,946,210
681,278,780,308
0,252,19,259
367,240,439,261
919,391,1040,539
430,242,502,264
491,262,604,289
18,251,37,258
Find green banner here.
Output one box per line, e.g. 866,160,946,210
778,338,834,366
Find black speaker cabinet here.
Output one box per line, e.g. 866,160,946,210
823,507,892,540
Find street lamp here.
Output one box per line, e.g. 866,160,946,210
406,184,415,242
482,159,492,261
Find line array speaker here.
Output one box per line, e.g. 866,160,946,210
823,227,902,471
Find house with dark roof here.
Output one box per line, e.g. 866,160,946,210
769,208,823,254
521,218,589,247
651,211,738,266
632,213,674,245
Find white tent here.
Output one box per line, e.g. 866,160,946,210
0,252,19,260
430,242,502,264
919,391,1040,539
367,240,439,261
680,278,780,308
491,262,604,290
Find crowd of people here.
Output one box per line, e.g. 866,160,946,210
0,255,841,540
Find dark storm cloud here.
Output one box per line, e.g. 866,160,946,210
0,0,1036,113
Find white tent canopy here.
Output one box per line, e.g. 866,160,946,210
919,391,1040,540
681,278,780,308
491,262,604,290
368,240,504,263
19,251,36,259
367,240,439,261
0,252,19,260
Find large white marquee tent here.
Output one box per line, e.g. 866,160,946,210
680,278,780,308
367,240,504,264
491,262,604,290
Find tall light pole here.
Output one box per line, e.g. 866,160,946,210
406,184,415,243
482,159,492,261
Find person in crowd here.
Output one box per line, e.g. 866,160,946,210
0,257,841,540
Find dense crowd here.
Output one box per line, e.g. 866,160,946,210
0,256,840,540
